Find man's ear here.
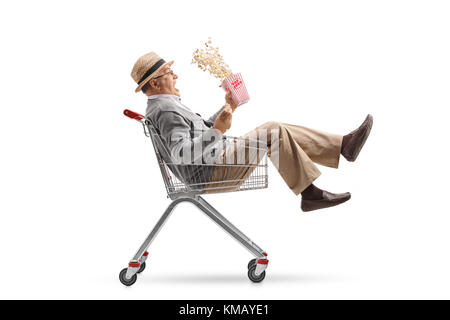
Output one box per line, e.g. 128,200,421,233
149,79,159,90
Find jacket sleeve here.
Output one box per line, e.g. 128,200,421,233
154,109,223,164
206,105,225,124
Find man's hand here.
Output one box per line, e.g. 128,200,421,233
225,91,238,112
213,104,233,134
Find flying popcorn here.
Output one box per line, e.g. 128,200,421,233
192,38,250,106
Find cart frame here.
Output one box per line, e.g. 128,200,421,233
119,109,270,286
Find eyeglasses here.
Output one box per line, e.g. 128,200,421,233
152,69,174,80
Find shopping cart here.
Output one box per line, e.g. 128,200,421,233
119,109,270,286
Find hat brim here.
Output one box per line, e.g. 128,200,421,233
134,60,174,93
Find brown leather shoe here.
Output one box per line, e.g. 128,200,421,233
342,114,373,162
301,191,351,212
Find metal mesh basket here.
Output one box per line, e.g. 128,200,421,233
143,120,268,199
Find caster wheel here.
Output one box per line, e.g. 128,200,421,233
247,265,266,283
137,262,146,274
247,259,257,269
119,268,137,286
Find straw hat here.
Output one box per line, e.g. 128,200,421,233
131,52,174,93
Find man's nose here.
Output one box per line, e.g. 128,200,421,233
173,73,178,79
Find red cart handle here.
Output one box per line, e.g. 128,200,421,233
123,109,145,120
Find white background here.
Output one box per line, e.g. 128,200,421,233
1,0,449,299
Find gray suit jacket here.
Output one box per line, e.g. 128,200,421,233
145,95,225,187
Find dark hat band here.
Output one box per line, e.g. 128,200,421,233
138,59,166,85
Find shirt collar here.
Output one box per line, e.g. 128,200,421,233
148,94,181,102
147,94,192,112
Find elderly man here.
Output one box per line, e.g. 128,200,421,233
131,52,373,212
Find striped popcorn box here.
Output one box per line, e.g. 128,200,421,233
221,73,250,106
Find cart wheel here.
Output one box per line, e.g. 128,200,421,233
137,262,146,274
247,259,257,269
247,265,266,283
119,268,137,286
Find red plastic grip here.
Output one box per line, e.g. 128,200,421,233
128,262,141,267
123,109,145,120
257,259,269,264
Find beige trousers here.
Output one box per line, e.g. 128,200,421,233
206,121,343,195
